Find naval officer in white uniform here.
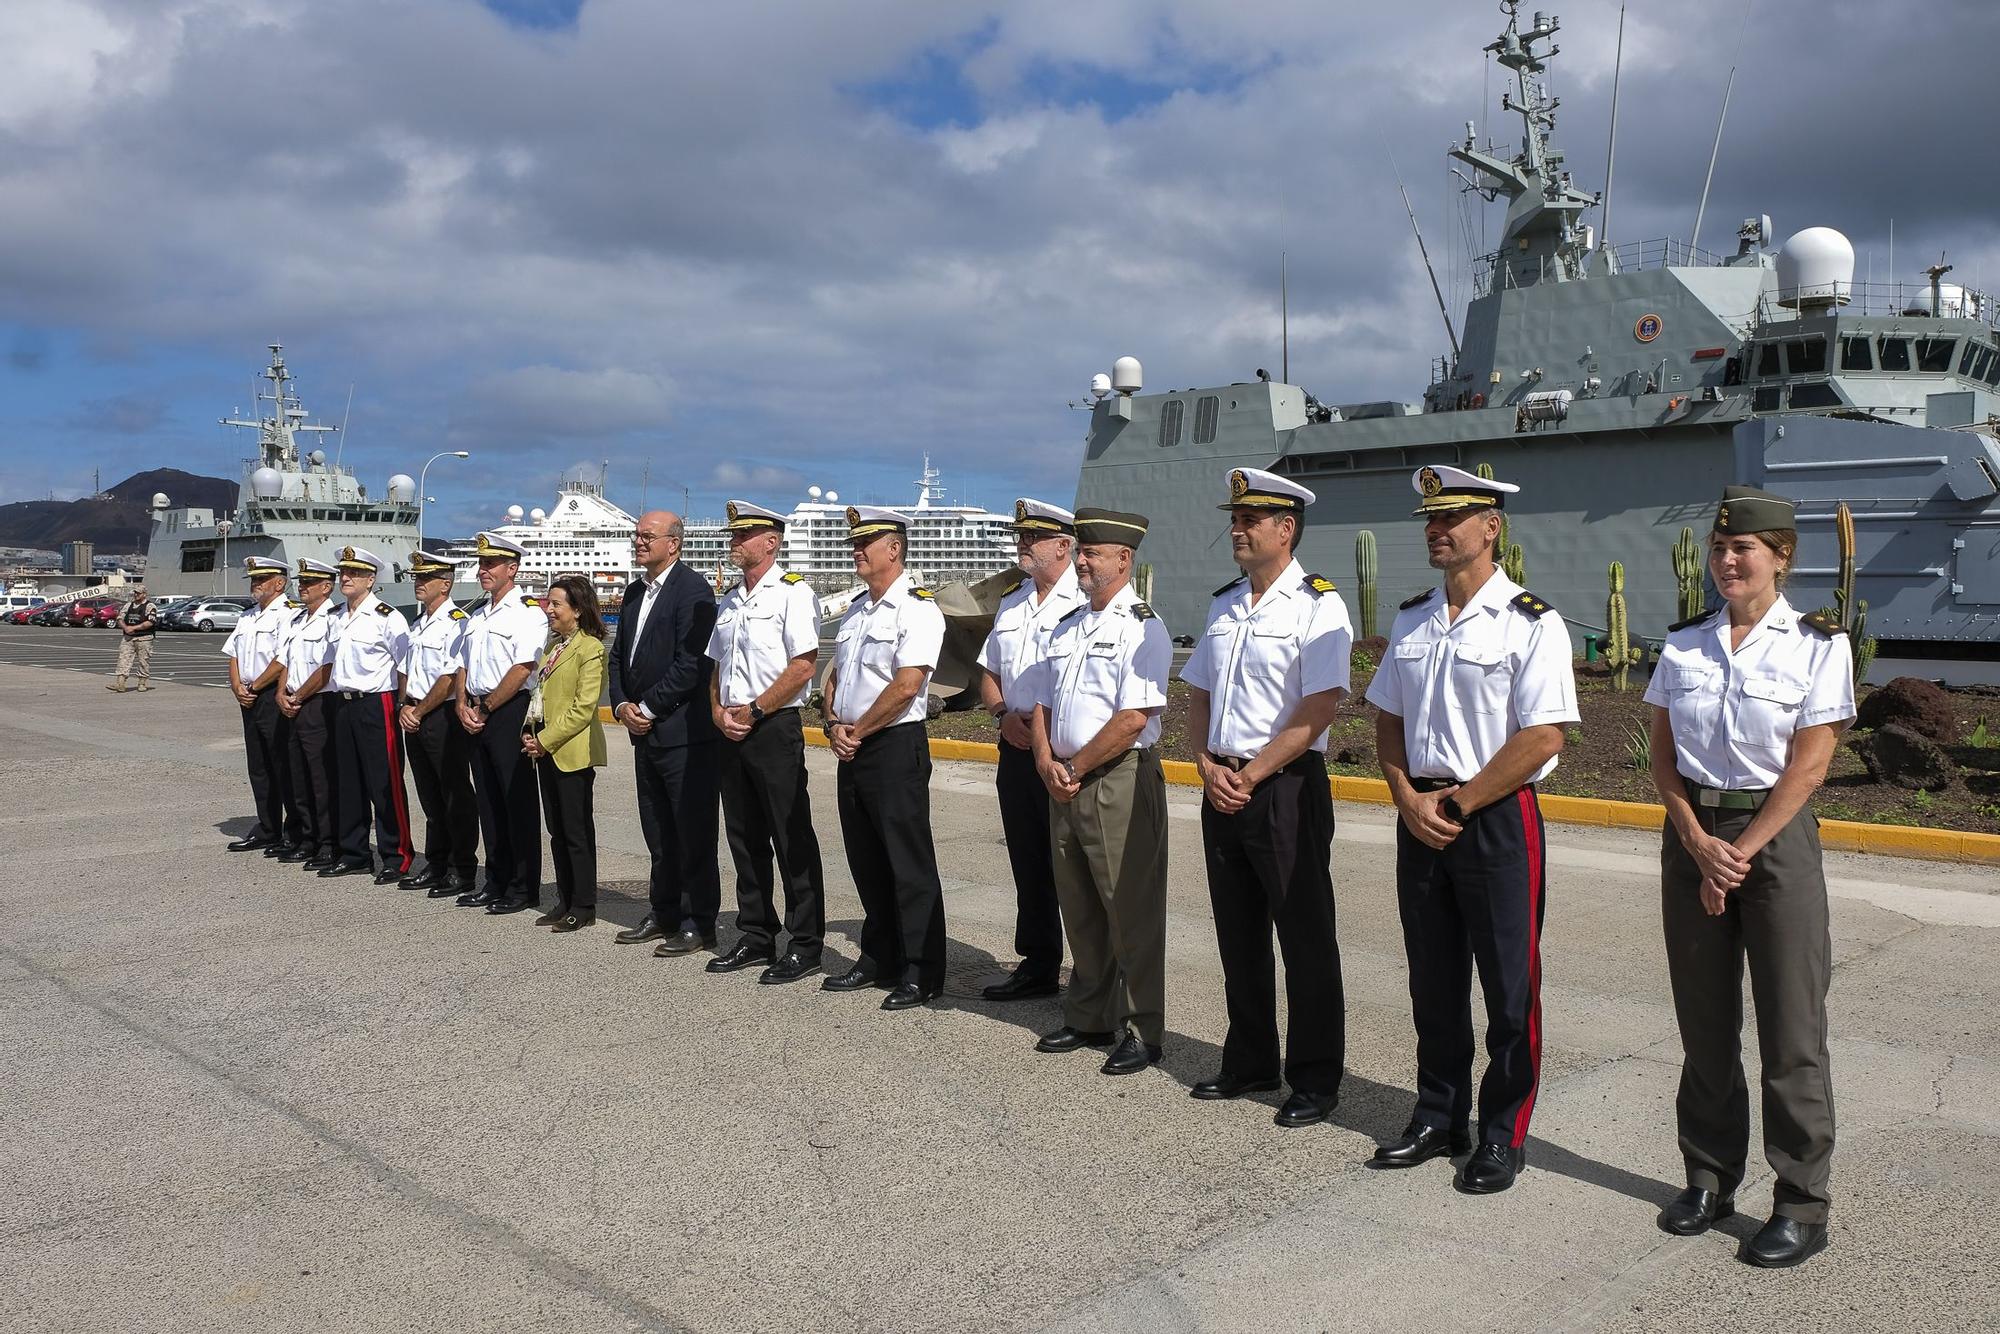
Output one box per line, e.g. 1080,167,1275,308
319,546,415,884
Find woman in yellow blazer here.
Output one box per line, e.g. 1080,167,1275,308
521,575,609,932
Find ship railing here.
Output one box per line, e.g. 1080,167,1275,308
1748,280,1998,329
1471,236,1726,295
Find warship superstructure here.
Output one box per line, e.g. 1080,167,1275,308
143,345,429,603
1073,3,2000,680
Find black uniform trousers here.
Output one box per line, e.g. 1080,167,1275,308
635,738,721,933
330,690,412,874
537,758,598,913
1395,783,1547,1148
406,702,480,881
996,738,1063,974
241,686,300,843
837,721,948,991
1661,797,1835,1223
468,693,541,903
1200,752,1344,1096
719,708,824,957
286,693,337,861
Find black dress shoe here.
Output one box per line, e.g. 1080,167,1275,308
759,952,822,984
316,860,372,879
1456,1143,1525,1194
820,962,881,992
1371,1121,1474,1168
1274,1090,1340,1128
1658,1186,1736,1236
1744,1215,1828,1268
981,967,1061,1002
301,856,336,872
485,897,535,915
533,910,564,926
456,888,498,907
880,982,938,1011
277,847,314,864
263,842,298,859
652,929,716,956
429,880,471,899
549,912,596,933
373,869,403,886
400,867,444,891
227,834,274,852
1035,1026,1117,1053
1100,1031,1162,1076
614,916,665,944
1190,1072,1282,1101
706,941,777,973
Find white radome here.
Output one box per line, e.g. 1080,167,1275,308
1775,227,1854,308
505,504,525,522
1111,356,1143,395
151,492,170,510
529,507,547,524
385,473,417,503
1090,372,1112,400
250,466,284,500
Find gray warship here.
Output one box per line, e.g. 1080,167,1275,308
1072,2,2000,682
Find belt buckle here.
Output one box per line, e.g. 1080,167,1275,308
1696,787,1721,808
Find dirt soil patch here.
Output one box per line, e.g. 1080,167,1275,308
916,659,2000,836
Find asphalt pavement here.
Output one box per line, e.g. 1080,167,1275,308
3,664,1996,1333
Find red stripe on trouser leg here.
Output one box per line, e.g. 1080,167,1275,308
1509,787,1545,1148
381,693,414,873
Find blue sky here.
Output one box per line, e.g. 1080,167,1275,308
3,0,1997,545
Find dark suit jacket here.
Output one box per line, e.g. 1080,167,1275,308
608,563,719,749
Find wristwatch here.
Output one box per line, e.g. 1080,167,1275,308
1441,794,1467,824
749,702,765,723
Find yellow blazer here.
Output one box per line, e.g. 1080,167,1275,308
532,632,608,773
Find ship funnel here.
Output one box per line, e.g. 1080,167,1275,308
1775,227,1854,310
1111,356,1143,395
250,466,284,500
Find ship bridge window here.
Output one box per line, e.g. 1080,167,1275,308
1193,395,1220,445
180,549,215,573
1960,341,1983,376
1784,337,1827,375
1752,385,1783,413
1878,337,1912,371
1980,345,2000,385
1916,337,1956,373
1754,343,1781,377
1157,398,1184,448
1788,382,1843,410
1839,336,1874,371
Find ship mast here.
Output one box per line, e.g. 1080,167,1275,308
219,344,338,470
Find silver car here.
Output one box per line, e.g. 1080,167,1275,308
175,597,253,632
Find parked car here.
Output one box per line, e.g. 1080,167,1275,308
65,598,118,627
28,604,69,626
4,606,40,625
173,597,253,632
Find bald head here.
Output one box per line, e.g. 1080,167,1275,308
634,510,684,575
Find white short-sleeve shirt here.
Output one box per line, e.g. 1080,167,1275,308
463,586,545,695
404,601,469,701
1365,568,1580,784
831,575,945,728
222,596,291,683
706,567,821,709
1034,584,1172,758
978,565,1084,715
328,594,411,693
278,599,335,690
1642,596,1855,790
1179,559,1354,758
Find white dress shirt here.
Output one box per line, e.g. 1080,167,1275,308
327,594,411,693
1180,559,1353,758
1365,568,1579,784
706,566,820,709
404,601,469,702
278,599,335,691
625,561,678,664
978,564,1084,715
1035,583,1172,759
221,595,292,684
831,575,945,728
463,585,545,695
1643,596,1855,790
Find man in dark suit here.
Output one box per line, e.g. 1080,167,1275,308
610,510,723,957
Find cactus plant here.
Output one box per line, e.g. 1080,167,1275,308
1672,525,1704,622
1829,500,1879,684
1354,530,1378,639
1603,560,1641,692
1476,462,1511,556
1502,542,1525,585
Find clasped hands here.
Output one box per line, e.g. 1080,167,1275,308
615,701,653,737
1198,755,1258,815
1690,832,1752,916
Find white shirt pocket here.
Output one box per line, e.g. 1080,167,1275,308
860,625,898,671
1738,675,1808,745
1449,643,1508,714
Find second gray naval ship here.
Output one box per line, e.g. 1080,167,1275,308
1073,2,2000,681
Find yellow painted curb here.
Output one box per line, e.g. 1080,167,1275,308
787,725,2000,865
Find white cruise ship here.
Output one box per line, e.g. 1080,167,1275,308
682,458,1016,590
444,476,641,603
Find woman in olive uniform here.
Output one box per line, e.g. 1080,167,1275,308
1642,484,1854,1268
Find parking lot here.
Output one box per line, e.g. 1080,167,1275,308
0,623,238,689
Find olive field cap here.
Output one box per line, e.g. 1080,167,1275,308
1073,508,1149,548
1713,485,1797,535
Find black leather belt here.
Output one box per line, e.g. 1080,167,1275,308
1207,752,1249,772
1410,776,1464,793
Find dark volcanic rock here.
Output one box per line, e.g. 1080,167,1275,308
1856,676,1959,744
1851,723,1957,791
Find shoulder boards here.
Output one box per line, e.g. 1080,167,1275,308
996,567,1027,595
1509,590,1553,618
285,599,300,608
1800,610,1846,637
911,587,935,600
1399,589,1437,610
781,571,804,584
723,581,742,596
1213,575,1246,597
1129,601,1155,620
1304,573,1337,596
1056,604,1086,625
522,596,539,607
449,608,468,620
1666,608,1714,632
376,602,394,615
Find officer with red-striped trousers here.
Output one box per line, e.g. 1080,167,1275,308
1365,465,1579,1193
318,546,415,884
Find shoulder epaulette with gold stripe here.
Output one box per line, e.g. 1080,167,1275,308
1213,575,1246,597
1509,590,1552,618
1799,610,1846,637
1400,589,1437,610
911,587,935,600
1304,573,1337,596
781,572,805,584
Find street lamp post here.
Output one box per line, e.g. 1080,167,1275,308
417,450,472,554
215,516,233,596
